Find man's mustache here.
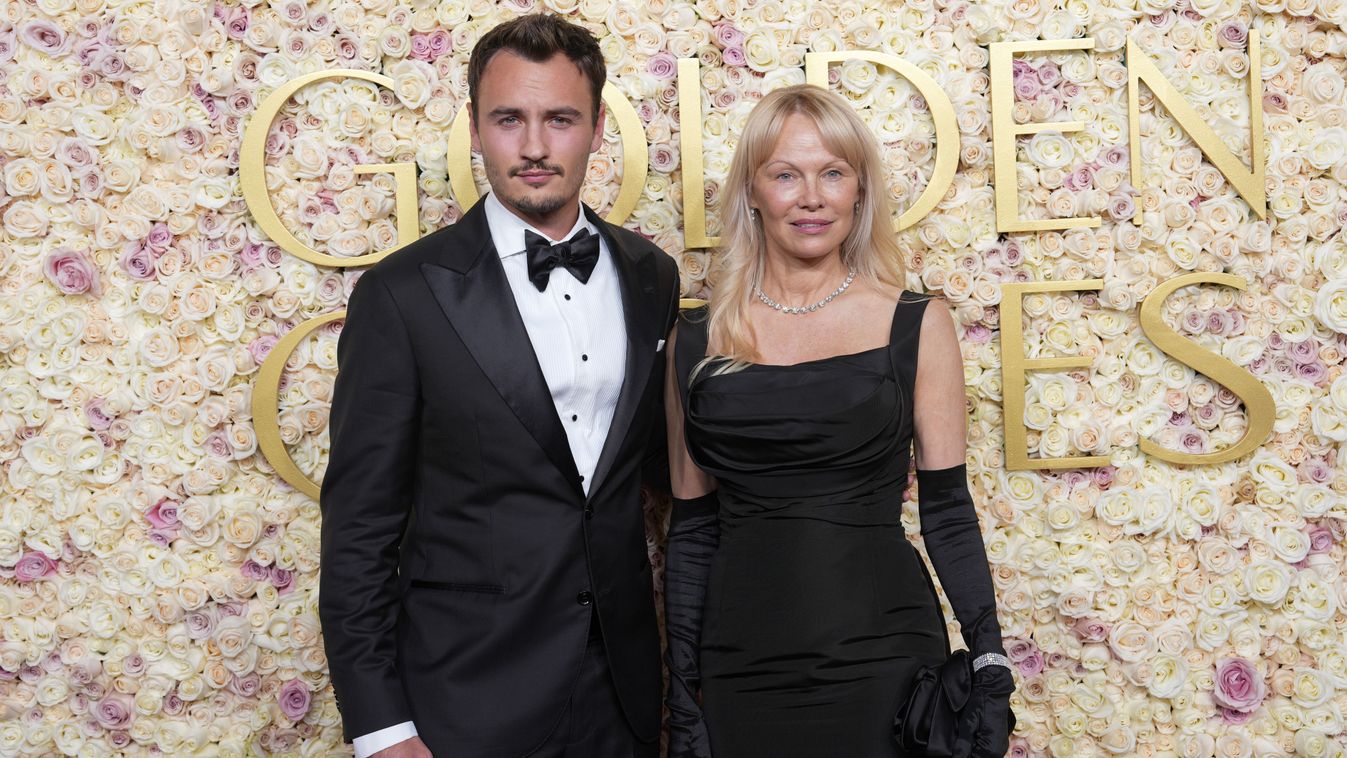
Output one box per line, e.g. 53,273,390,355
509,161,565,177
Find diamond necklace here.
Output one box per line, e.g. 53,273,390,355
754,269,857,315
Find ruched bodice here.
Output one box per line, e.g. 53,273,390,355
673,293,949,758
685,346,909,524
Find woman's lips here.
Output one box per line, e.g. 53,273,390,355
791,219,833,233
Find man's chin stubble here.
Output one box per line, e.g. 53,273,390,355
508,192,569,217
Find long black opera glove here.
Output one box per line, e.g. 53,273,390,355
664,491,719,758
917,464,1014,757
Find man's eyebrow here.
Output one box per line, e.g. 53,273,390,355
484,106,585,119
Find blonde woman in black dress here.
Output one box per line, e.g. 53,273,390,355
663,85,1014,757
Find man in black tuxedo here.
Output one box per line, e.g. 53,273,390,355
319,14,678,758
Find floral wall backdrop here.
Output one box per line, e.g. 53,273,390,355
1,0,1346,754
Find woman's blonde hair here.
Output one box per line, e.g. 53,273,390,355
705,84,907,364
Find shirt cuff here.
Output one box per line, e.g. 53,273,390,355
353,721,419,757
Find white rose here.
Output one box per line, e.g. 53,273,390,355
1291,668,1333,708
1249,449,1297,501
1313,278,1347,333
1026,132,1073,170
1307,128,1346,170
1142,651,1185,700
1245,560,1293,606
390,59,433,110
1268,525,1310,564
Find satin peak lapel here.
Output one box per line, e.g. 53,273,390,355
587,212,661,499
419,207,583,494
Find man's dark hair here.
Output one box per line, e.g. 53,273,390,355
468,15,606,123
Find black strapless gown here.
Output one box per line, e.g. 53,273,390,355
675,293,949,758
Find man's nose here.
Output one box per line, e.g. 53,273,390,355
521,122,547,161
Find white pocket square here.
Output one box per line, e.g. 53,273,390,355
656,339,666,351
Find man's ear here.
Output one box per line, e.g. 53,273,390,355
590,101,607,153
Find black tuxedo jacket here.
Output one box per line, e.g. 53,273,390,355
318,200,679,756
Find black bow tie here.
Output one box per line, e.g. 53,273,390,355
524,229,600,292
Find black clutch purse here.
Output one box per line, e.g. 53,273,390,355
894,650,1017,758
892,650,975,757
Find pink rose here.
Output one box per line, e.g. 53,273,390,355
1214,657,1265,713
92,694,135,729
148,527,179,547
204,430,232,459
1013,70,1040,99
1180,429,1206,454
57,137,95,168
241,560,269,581
409,33,432,61
428,30,451,58
1107,193,1135,222
184,610,216,640
248,335,279,365
44,248,101,295
1016,651,1044,677
229,672,262,697
145,499,179,529
122,654,146,677
85,398,114,430
1091,466,1115,489
714,23,745,48
1217,20,1248,48
1063,165,1094,191
270,566,295,594
177,125,206,154
1302,460,1333,484
1073,617,1110,643
1100,145,1128,168
278,678,311,721
1264,91,1289,113
647,52,677,80
1297,361,1326,383
146,222,172,251
224,7,249,40
1307,525,1334,554
1036,61,1062,88
14,551,56,582
20,21,70,56
722,46,746,67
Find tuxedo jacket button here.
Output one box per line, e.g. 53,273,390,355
584,506,595,519
577,591,593,606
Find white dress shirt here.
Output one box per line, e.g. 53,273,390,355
351,193,628,757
